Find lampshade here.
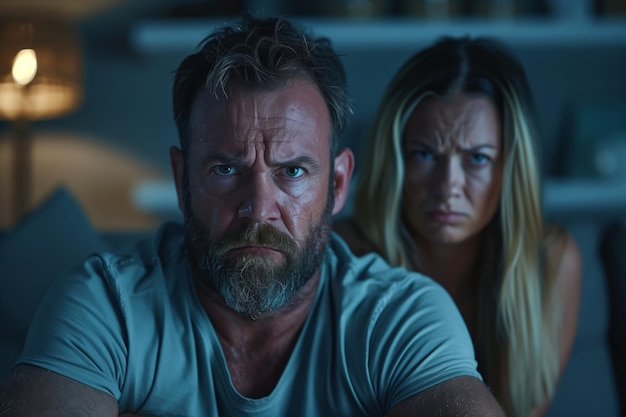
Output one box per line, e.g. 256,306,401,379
0,16,82,121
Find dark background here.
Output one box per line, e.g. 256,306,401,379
1,0,625,228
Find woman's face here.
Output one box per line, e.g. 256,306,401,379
402,93,503,246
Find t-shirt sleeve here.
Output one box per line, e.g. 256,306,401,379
17,254,128,399
367,272,481,411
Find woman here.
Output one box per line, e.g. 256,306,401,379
334,37,581,417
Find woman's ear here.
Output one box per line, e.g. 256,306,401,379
331,148,355,216
169,146,185,213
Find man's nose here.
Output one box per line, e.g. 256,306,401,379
237,173,280,223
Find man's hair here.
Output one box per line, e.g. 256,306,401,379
352,36,557,417
172,14,351,158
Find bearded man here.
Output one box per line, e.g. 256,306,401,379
1,14,504,417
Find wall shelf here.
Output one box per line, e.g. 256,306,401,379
127,15,626,216
129,17,626,55
132,177,626,219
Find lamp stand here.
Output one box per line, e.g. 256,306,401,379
12,119,32,223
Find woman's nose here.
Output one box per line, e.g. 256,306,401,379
436,157,464,198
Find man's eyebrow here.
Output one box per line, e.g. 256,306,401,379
278,156,320,167
200,152,243,165
199,153,322,170
272,156,323,174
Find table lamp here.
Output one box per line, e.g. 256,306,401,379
0,15,82,223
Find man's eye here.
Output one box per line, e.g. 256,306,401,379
283,167,304,178
213,165,236,176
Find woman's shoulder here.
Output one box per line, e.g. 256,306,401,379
542,224,582,384
543,223,582,276
542,223,582,288
332,217,378,257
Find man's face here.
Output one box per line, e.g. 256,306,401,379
173,78,342,319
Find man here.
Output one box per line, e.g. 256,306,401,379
0,15,504,416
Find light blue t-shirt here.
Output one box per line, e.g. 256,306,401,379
19,222,480,416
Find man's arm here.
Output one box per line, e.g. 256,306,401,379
387,376,505,417
0,364,118,417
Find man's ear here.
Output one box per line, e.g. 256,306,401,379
169,146,185,213
331,147,355,216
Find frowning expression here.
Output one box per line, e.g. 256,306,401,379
171,77,343,318
402,93,503,245
184,78,334,246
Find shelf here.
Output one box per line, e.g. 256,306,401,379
132,179,179,217
132,177,626,218
129,17,626,55
542,178,626,215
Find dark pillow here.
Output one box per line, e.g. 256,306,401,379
0,187,108,376
599,218,626,415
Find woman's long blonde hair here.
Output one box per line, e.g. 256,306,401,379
353,37,560,417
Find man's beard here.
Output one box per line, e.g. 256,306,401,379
183,181,333,320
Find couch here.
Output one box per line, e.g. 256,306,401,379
0,186,624,416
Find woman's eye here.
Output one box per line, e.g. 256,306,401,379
413,150,434,161
470,153,490,164
283,166,304,178
213,165,236,176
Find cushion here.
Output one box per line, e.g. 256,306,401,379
0,187,109,376
600,218,626,415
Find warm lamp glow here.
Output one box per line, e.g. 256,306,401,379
12,48,37,86
1,15,84,222
0,16,82,121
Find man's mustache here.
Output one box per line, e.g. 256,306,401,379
212,223,296,256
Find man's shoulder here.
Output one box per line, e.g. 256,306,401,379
332,217,378,257
327,232,444,302
100,222,185,267
63,221,186,296
323,234,479,393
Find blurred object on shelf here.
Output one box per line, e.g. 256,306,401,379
344,0,387,16
168,0,245,17
294,0,388,17
547,0,594,20
591,133,626,180
467,0,519,17
0,0,127,20
597,0,626,15
561,102,626,180
399,0,461,18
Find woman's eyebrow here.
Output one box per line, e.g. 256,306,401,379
459,144,499,152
